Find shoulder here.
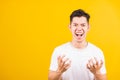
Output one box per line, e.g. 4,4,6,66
54,42,70,51
88,42,103,53
88,42,105,59
52,42,70,56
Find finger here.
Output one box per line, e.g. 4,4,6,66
92,57,98,68
89,59,94,67
60,55,70,68
90,58,96,69
63,59,71,69
99,60,103,68
60,55,65,64
87,63,90,69
64,63,71,70
61,55,65,59
58,55,65,62
67,60,71,65
65,65,70,70
87,59,94,69
57,56,64,67
64,58,69,64
87,63,94,71
94,57,99,65
58,56,63,66
57,56,61,64
92,57,96,64
93,64,97,69
60,61,71,73
60,60,65,68
100,60,103,65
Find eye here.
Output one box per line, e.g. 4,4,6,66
81,24,86,27
73,24,78,27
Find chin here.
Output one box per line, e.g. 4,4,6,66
74,38,83,43
76,37,86,42
76,40,84,43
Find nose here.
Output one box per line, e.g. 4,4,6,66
77,26,82,30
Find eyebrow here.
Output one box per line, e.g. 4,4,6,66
73,23,86,24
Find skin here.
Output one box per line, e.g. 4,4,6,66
48,55,71,80
48,16,107,80
69,16,90,48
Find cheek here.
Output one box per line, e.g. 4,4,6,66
69,26,77,34
84,27,89,32
71,28,76,34
72,27,76,31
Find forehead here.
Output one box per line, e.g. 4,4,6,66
71,16,88,24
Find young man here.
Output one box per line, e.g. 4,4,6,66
48,9,107,80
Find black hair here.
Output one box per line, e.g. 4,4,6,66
70,9,90,23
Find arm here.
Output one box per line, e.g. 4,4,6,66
94,72,107,80
48,55,71,80
48,71,62,80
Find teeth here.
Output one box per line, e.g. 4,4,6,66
75,31,84,37
76,34,83,36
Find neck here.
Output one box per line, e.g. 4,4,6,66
71,40,88,49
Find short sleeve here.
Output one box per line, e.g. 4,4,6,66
98,49,107,74
49,48,59,71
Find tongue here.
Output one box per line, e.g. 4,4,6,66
77,34,82,36
77,34,82,39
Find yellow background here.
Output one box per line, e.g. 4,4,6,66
0,0,120,80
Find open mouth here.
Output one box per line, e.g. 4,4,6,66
75,33,84,37
76,33,83,36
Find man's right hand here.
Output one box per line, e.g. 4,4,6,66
56,55,71,74
48,55,71,80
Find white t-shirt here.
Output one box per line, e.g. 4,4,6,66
49,42,106,80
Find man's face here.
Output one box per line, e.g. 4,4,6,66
69,16,89,42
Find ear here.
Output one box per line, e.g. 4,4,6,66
68,24,71,31
87,24,90,31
